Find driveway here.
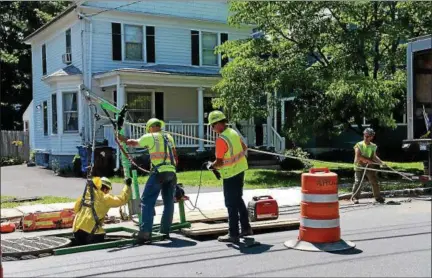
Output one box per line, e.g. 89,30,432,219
3,199,431,277
0,165,220,198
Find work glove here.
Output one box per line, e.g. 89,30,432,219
205,161,214,170
124,177,132,187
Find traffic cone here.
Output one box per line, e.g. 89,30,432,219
284,168,355,251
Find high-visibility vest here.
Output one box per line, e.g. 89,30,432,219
219,128,248,179
354,140,377,168
148,133,176,173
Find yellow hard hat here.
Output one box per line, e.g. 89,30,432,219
145,118,165,133
208,111,226,125
100,177,112,190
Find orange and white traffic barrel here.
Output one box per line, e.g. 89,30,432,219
284,168,355,252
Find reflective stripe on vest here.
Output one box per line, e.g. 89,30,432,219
148,133,176,172
219,128,248,179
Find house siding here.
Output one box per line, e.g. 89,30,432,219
91,19,250,73
31,21,84,158
82,0,229,23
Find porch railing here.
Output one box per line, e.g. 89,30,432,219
263,124,286,153
104,122,224,148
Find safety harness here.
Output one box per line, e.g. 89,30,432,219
150,132,176,174
78,179,104,236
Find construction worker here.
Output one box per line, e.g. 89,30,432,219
206,110,252,243
73,177,132,245
351,128,385,204
119,118,178,244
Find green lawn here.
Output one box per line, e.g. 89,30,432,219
110,161,425,190
0,196,75,209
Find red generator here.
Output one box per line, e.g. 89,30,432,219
248,195,279,222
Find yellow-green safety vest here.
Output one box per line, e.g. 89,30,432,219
354,140,377,168
148,133,176,173
219,128,248,179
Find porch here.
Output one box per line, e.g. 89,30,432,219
92,65,285,160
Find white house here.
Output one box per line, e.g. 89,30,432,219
24,0,285,169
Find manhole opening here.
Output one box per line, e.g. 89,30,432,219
1,235,130,260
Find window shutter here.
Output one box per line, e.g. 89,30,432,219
155,92,164,120
146,26,155,63
112,23,122,61
220,33,228,67
113,90,117,107
191,30,200,66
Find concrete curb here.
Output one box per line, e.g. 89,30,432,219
338,187,432,200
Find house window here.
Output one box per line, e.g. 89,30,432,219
125,25,143,61
201,32,218,66
42,44,47,75
127,92,151,123
43,101,48,136
24,121,29,132
51,94,57,134
63,92,78,132
65,28,72,64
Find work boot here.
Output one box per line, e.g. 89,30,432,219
218,234,240,243
135,231,151,245
375,197,385,204
239,227,253,238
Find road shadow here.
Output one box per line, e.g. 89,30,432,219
152,237,197,248
328,247,363,255
225,243,273,255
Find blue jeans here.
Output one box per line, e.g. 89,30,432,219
140,171,177,235
223,172,251,237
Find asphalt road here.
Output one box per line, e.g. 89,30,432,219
3,199,431,277
0,165,219,198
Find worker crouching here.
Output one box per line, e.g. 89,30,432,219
73,177,132,245
207,111,253,243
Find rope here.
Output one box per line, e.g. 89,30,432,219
96,113,415,179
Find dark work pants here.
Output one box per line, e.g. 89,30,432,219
223,171,251,237
140,171,177,235
74,229,105,245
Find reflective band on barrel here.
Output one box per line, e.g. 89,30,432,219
301,193,339,203
300,218,340,228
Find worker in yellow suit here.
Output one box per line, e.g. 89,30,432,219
73,177,132,245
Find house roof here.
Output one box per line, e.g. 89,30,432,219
43,65,82,79
94,64,221,78
23,5,76,43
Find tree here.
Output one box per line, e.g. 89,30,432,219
0,1,69,130
214,1,432,143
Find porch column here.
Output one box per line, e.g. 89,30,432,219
266,92,272,149
281,99,285,130
197,87,205,152
115,77,125,169
273,90,277,131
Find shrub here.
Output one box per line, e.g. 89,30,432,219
0,156,24,167
280,147,312,170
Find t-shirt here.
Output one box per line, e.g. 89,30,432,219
215,138,228,159
215,137,246,159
